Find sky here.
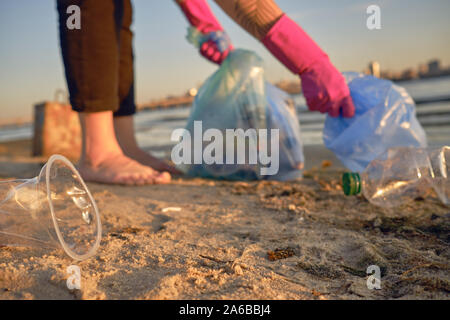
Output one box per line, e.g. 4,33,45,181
0,0,449,120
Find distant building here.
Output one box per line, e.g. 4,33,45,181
418,63,428,77
380,70,396,79
368,61,381,78
428,59,441,76
401,68,418,80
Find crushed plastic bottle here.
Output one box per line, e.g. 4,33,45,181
343,146,449,208
323,72,427,173
186,26,232,52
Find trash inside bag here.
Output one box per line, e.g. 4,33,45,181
175,49,304,181
323,72,428,172
265,83,304,180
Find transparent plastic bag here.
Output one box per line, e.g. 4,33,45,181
323,72,427,172
177,49,304,181
265,83,304,181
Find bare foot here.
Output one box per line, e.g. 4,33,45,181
78,152,171,185
123,147,182,175
113,115,182,175
77,112,171,185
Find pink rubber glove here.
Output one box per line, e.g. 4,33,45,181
262,15,355,118
178,0,234,65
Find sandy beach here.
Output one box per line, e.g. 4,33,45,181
0,139,448,300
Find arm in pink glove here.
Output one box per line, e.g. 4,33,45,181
175,0,234,65
262,15,355,118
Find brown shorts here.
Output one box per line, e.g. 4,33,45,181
57,0,135,116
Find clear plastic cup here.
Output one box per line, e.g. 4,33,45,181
0,154,102,260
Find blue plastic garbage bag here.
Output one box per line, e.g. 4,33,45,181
265,83,304,181
323,72,427,172
175,49,304,181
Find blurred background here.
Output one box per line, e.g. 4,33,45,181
0,0,449,155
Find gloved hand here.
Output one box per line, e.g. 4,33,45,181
177,0,234,65
262,15,355,118
300,59,355,118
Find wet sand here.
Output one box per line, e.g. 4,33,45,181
0,139,448,299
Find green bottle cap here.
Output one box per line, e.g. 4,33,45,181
342,172,361,196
